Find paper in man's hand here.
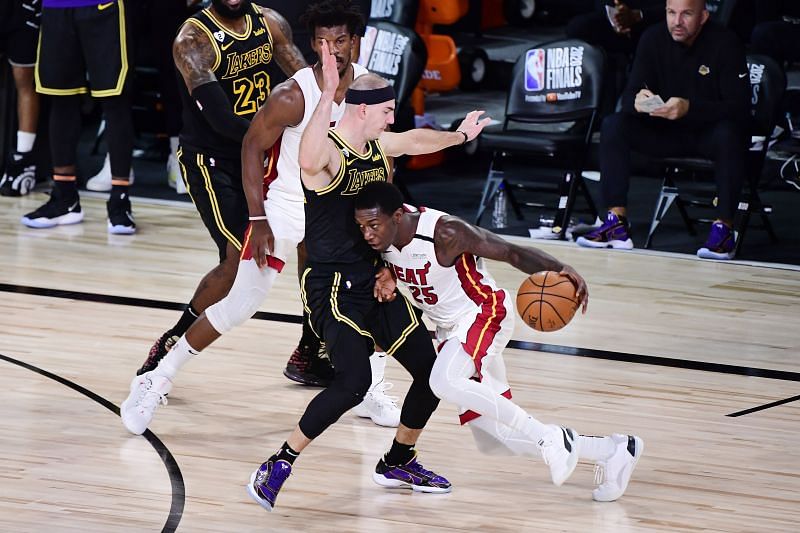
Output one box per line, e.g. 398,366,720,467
638,94,666,113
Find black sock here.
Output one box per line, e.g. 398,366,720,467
54,179,78,199
384,439,415,466
299,311,319,348
110,184,130,201
274,441,300,465
171,303,200,337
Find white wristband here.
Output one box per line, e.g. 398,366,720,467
248,215,268,221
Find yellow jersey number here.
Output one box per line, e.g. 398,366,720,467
232,71,270,116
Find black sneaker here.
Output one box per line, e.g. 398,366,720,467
21,188,83,228
0,151,36,197
283,341,335,387
137,331,179,375
107,192,136,234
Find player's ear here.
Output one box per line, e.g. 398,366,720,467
392,208,403,223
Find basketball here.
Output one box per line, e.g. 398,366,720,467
516,271,579,332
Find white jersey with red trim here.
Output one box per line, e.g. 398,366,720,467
381,206,505,330
266,63,369,205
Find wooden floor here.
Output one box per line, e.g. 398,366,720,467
1,193,799,532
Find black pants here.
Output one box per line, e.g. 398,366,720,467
299,263,440,439
599,112,749,220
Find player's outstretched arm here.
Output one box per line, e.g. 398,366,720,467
173,23,250,142
435,216,588,311
298,40,341,189
241,81,305,267
261,7,308,76
378,110,491,157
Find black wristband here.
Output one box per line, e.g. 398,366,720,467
457,130,468,145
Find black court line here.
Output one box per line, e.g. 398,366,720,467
4,282,799,416
0,283,302,324
726,394,800,417
0,353,185,533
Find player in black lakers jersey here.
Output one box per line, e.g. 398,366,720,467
133,0,307,376
244,41,491,511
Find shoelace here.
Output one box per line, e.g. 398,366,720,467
368,381,399,411
593,462,606,486
407,459,436,478
138,379,169,412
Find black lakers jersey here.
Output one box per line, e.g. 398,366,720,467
304,130,391,265
178,4,280,158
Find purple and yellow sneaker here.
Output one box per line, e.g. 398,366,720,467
372,453,451,493
246,459,292,511
576,211,633,249
697,221,735,260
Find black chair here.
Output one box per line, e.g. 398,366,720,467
475,38,605,237
644,54,786,256
707,0,738,26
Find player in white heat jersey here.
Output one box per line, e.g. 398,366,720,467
121,2,399,437
355,181,644,502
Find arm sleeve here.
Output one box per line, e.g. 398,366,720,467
684,35,750,124
191,81,250,143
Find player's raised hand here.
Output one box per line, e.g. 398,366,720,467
560,264,588,313
454,110,492,142
319,40,338,96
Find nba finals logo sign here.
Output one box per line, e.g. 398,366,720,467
525,49,545,91
524,46,585,103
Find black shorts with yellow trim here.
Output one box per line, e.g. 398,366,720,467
177,146,248,261
301,261,424,358
35,1,129,96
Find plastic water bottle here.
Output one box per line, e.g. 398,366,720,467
492,183,507,228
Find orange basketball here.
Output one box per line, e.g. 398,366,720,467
516,271,579,332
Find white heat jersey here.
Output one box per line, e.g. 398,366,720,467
382,207,505,331
266,63,369,205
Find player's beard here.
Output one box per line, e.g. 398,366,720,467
211,0,252,19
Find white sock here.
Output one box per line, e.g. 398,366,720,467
577,435,617,461
155,335,198,380
17,131,36,153
368,351,387,390
169,136,179,155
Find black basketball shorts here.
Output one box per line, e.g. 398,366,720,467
35,0,129,96
301,261,424,358
177,146,249,261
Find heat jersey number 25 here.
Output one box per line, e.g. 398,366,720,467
232,71,270,116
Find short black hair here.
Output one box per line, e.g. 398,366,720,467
300,0,365,38
354,182,404,216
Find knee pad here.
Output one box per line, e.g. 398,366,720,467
205,260,276,333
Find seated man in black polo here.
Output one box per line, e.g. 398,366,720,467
577,0,750,260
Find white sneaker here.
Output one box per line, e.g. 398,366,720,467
86,154,135,192
167,153,187,194
592,434,644,502
539,425,580,486
120,371,172,435
352,381,401,427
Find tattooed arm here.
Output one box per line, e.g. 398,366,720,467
172,21,250,141
260,7,308,77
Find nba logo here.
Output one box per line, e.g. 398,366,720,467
525,49,545,91
358,26,378,67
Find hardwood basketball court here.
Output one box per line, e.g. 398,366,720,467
1,193,799,532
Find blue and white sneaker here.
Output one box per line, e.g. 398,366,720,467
697,221,735,260
373,453,451,493
246,458,292,511
539,425,581,486
576,211,633,249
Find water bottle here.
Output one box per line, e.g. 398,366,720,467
492,182,507,229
